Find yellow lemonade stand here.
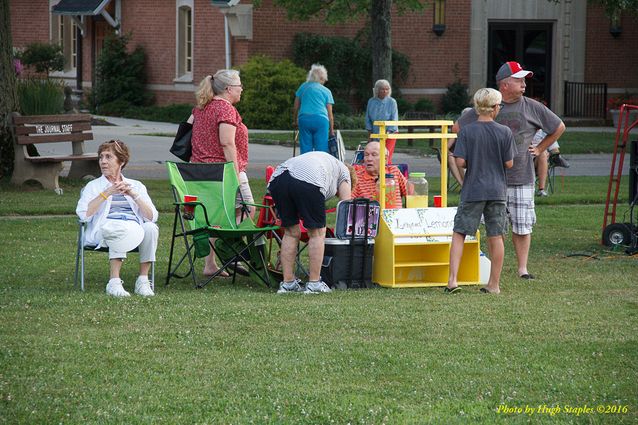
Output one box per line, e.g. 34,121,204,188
371,120,480,288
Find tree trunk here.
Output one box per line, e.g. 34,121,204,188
370,0,392,85
0,0,18,179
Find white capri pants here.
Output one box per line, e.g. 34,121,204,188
104,221,159,262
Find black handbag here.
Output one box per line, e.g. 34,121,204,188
170,121,193,161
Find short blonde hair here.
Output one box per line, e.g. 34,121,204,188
307,64,328,83
194,69,240,108
373,79,392,98
473,88,502,115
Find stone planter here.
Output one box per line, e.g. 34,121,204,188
610,108,638,128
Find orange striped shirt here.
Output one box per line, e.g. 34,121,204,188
352,165,407,206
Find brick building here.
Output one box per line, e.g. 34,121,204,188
9,0,638,116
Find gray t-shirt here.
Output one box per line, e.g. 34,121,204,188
454,120,516,202
268,151,351,199
457,97,562,185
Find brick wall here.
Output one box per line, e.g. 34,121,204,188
585,5,638,92
10,0,636,109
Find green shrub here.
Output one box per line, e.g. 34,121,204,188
292,32,410,110
413,97,435,113
441,64,470,114
396,97,413,115
332,96,352,115
18,42,65,75
93,33,152,112
333,113,365,130
236,56,306,130
17,78,65,115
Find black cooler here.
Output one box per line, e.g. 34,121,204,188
321,199,379,289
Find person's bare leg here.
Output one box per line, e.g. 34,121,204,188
281,225,301,282
139,262,151,277
485,235,504,293
535,151,548,192
110,258,123,279
447,232,466,289
512,233,531,277
203,238,229,277
306,227,327,282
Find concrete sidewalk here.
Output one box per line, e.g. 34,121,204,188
37,115,630,180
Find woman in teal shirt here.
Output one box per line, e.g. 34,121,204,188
294,64,335,154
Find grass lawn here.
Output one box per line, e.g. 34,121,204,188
0,176,636,424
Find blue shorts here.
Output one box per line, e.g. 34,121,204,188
268,171,326,228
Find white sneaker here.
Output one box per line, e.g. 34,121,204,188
536,189,548,197
276,278,304,294
106,279,130,297
134,276,155,297
304,280,332,294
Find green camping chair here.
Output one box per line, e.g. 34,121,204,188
166,161,280,288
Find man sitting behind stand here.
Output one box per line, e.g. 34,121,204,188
352,141,407,205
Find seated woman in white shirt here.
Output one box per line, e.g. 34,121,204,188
76,140,159,297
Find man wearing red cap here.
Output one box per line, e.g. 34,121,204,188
455,61,565,281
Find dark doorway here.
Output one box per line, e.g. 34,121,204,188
488,22,553,106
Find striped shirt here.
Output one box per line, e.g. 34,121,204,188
107,194,138,222
269,151,350,199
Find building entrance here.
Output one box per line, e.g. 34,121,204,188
488,22,553,107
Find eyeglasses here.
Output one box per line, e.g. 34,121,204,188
227,84,244,89
493,103,505,108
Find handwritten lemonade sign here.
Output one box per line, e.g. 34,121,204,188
382,207,475,242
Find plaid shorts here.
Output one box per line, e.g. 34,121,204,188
507,184,536,235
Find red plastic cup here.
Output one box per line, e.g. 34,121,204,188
183,195,198,219
433,195,442,208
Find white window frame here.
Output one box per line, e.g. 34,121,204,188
175,0,194,82
49,0,77,77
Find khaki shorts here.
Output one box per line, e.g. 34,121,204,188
453,200,508,237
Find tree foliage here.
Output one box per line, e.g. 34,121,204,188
550,0,638,16
255,0,427,23
93,33,152,112
18,42,65,76
254,0,427,84
292,32,410,110
235,55,306,129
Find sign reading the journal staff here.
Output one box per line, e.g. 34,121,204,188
382,207,475,242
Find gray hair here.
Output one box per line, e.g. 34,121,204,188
373,79,392,98
473,88,502,115
212,69,240,94
194,69,240,108
307,64,328,83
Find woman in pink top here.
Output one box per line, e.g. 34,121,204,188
190,69,254,277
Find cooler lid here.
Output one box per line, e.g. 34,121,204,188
335,199,381,239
